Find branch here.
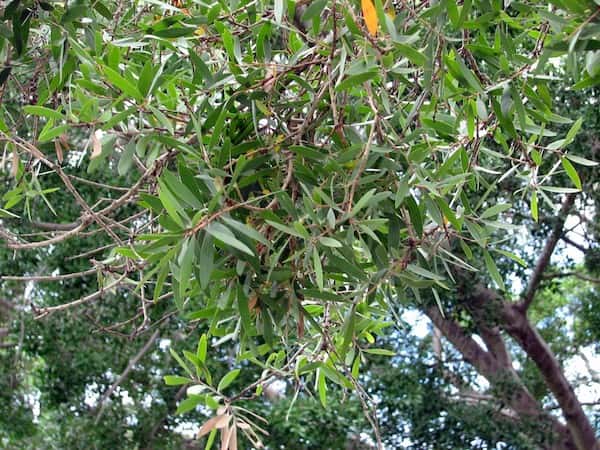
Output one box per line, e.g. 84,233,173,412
426,304,576,450
542,272,600,284
34,273,128,318
5,222,87,250
469,284,599,450
546,401,600,411
520,193,577,311
1,267,98,282
28,220,81,231
560,235,587,253
94,329,160,423
425,306,499,379
465,301,514,369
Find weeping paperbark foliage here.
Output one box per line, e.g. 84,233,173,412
1,0,600,449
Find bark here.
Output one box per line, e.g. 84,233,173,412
467,284,599,450
426,306,576,450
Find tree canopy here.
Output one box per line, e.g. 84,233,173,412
1,0,600,449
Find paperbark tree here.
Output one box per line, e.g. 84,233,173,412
1,0,599,449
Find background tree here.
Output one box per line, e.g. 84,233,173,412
1,0,599,449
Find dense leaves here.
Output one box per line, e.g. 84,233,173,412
1,0,600,449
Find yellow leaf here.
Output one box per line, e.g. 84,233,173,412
361,0,378,36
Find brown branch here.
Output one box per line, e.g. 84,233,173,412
34,273,128,318
520,193,577,311
425,306,500,378
560,235,587,253
1,267,98,282
94,329,160,423
9,135,124,245
426,305,576,450
465,298,514,370
28,220,81,231
542,272,600,284
6,221,88,250
547,401,600,411
65,243,116,261
468,284,598,450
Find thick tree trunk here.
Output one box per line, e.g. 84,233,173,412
426,306,577,450
465,285,600,450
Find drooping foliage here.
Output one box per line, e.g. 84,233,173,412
1,0,600,449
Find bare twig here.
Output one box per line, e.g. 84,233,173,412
1,267,99,282
94,329,160,423
34,273,128,318
541,272,600,284
520,193,577,311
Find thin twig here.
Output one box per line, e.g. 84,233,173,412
94,329,160,423
34,273,128,318
520,193,577,311
1,267,99,282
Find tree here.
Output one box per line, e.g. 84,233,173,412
1,0,600,449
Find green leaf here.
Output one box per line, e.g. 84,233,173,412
561,157,582,190
217,369,241,392
149,105,174,135
170,348,193,377
480,203,511,219
335,71,378,92
196,333,208,362
101,65,143,101
317,369,327,407
564,117,583,145
455,56,484,94
199,233,214,289
362,348,396,356
206,222,254,256
39,124,69,143
164,375,192,386
222,217,270,246
319,237,343,248
176,395,202,415
457,0,471,26
158,180,185,227
395,43,426,67
586,51,600,77
348,188,376,218
406,264,445,281
118,140,136,176
302,0,327,23
494,249,526,267
23,105,64,120
313,246,324,290
178,237,195,295
237,287,253,337
161,170,202,209
266,220,304,238
483,250,505,291
274,0,285,25
341,305,356,356
531,191,538,222
404,196,423,237
539,186,580,193
565,154,598,166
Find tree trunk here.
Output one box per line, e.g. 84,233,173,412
465,284,600,450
